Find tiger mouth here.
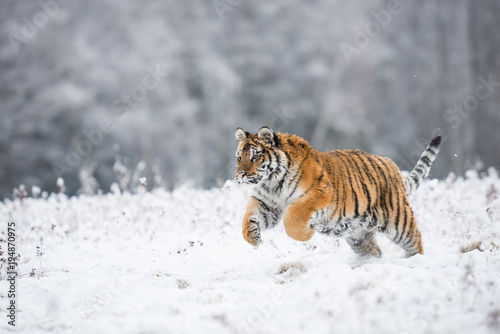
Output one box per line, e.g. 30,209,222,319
236,175,262,184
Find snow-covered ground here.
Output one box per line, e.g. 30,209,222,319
1,170,500,334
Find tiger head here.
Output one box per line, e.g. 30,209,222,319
234,126,277,184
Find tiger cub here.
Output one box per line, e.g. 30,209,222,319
234,126,441,258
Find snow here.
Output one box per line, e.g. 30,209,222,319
1,170,500,334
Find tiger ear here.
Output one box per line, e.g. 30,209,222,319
235,128,247,141
258,126,274,146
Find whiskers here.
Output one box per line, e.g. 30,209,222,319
234,174,262,184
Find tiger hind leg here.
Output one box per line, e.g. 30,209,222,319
345,220,382,259
346,232,382,258
394,227,424,257
385,204,424,257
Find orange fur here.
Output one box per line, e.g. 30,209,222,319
235,127,432,257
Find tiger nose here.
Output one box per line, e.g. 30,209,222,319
237,171,247,178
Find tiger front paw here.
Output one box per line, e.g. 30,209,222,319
243,220,261,246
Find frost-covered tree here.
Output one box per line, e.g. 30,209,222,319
0,0,498,198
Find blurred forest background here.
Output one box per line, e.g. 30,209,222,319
1,0,499,199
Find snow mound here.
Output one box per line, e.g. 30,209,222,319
1,171,500,334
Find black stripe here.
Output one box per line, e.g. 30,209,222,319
253,197,280,227
404,216,415,246
286,166,300,188
300,182,315,198
391,170,403,232
286,171,303,201
377,156,400,233
248,225,258,232
344,156,359,216
317,170,324,184
344,152,372,211
276,164,289,193
421,156,431,167
340,154,359,217
392,203,401,241
285,154,310,200
380,159,394,214
264,151,272,164
397,206,409,244
272,151,281,168
345,154,365,216
416,162,427,170
248,143,259,151
329,183,341,222
358,155,382,214
380,184,391,220
339,162,348,218
253,196,271,212
430,136,442,147
287,154,308,186
352,151,379,205
371,156,392,225
283,150,292,163
273,134,281,148
415,167,425,174
262,214,269,229
327,153,343,221
371,156,390,195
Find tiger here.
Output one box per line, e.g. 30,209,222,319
234,126,442,258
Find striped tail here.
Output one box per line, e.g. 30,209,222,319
404,136,442,196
